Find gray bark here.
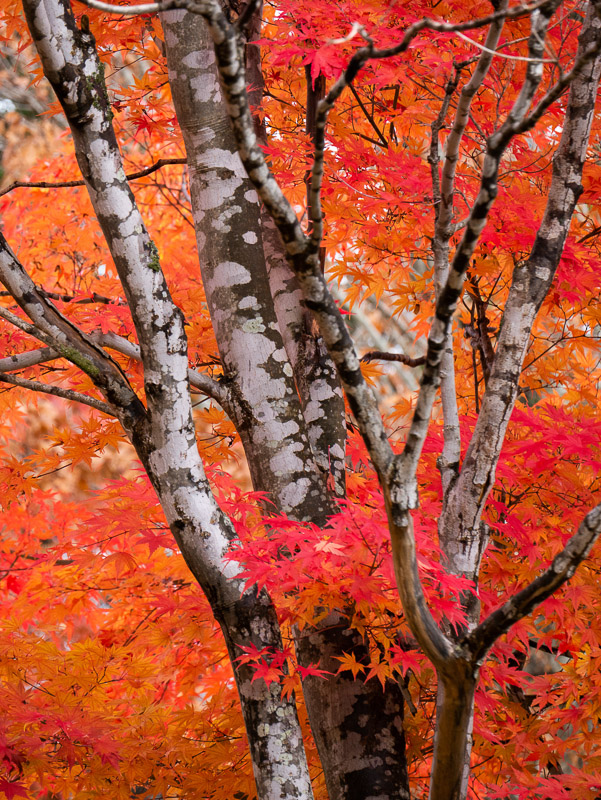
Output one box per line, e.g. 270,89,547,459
161,8,411,799
19,1,315,797
2,3,601,800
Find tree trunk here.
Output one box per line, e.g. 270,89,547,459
161,10,411,799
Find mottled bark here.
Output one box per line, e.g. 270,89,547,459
297,613,409,800
261,208,346,496
7,3,601,800
439,0,601,606
244,6,347,497
162,11,410,800
162,9,332,521
21,2,316,797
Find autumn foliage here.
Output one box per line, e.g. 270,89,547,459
1,0,601,798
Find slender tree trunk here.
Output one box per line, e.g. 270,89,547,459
428,665,477,800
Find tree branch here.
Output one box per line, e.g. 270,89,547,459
0,332,231,411
73,0,545,26
466,503,601,665
74,0,207,14
439,1,601,593
0,289,123,305
361,351,426,367
0,345,57,373
96,331,232,410
428,61,466,493
0,233,144,422
0,372,117,415
431,2,506,494
401,3,560,480
0,158,187,199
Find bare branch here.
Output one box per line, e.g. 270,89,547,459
74,0,206,14
348,84,389,148
0,158,187,199
428,60,466,492
454,29,557,62
466,503,601,665
431,3,506,494
96,331,231,410
401,3,560,480
0,289,124,305
361,351,426,368
0,305,48,339
369,2,552,59
0,331,231,411
442,0,601,540
0,346,57,373
0,372,117,415
437,1,601,625
0,232,144,421
73,0,545,28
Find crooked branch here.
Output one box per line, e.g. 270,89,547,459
466,503,601,665
361,351,426,367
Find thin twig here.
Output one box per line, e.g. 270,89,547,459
0,289,122,305
0,157,187,199
455,30,557,62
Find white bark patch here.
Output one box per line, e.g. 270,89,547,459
193,171,243,212
200,147,248,176
119,216,143,238
182,47,216,69
190,71,220,104
303,379,336,423
207,261,252,289
497,304,535,352
542,216,564,239
244,189,259,204
195,229,206,253
162,9,187,43
238,295,258,310
212,205,242,232
316,314,343,347
228,329,276,369
271,347,288,363
277,477,311,511
329,443,345,460
170,485,241,579
86,104,106,134
33,4,69,71
243,231,258,244
242,318,266,334
269,443,304,478
97,185,133,221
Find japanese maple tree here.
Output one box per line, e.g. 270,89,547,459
1,0,601,799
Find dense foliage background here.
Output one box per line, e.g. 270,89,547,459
1,1,601,797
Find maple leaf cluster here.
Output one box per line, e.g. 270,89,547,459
0,0,601,798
